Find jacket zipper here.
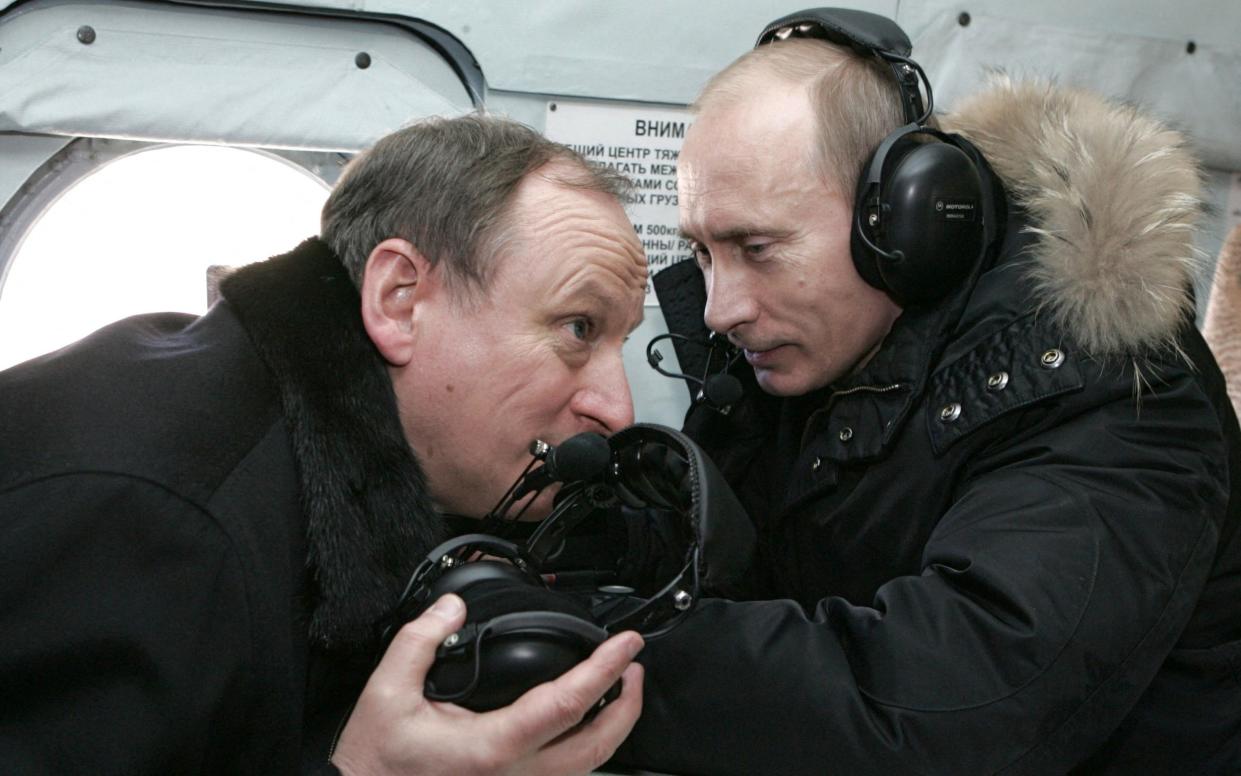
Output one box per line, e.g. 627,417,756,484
802,383,906,451
827,382,904,402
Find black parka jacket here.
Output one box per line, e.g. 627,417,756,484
619,79,1241,774
0,240,443,774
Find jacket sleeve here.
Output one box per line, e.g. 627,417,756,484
616,359,1229,775
0,473,255,775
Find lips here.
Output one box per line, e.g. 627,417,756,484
743,344,787,367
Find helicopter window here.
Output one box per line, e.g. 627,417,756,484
0,144,330,370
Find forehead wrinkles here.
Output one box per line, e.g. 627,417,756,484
515,187,647,285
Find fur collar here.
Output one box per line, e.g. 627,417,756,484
220,238,442,650
940,75,1204,355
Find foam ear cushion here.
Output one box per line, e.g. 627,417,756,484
422,558,537,607
456,578,596,624
614,440,691,511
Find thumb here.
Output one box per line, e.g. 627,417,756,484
373,593,467,696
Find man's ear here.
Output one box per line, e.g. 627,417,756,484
359,237,437,366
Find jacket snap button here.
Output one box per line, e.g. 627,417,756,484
811,456,822,471
1040,349,1065,368
939,402,962,422
986,371,1009,391
838,427,853,442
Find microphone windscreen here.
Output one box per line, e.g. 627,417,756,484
548,432,611,482
703,374,743,407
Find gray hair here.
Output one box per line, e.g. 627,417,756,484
694,38,909,199
321,113,631,298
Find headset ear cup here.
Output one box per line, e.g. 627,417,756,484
424,578,608,710
876,139,986,303
455,579,596,624
423,566,607,712
851,132,987,306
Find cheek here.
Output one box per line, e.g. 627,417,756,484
454,334,547,393
486,345,579,418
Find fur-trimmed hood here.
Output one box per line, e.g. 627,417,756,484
220,238,442,650
940,75,1204,355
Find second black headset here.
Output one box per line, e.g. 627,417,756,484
379,423,755,713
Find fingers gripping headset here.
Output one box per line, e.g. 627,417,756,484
380,424,755,712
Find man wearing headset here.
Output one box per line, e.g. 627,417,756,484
615,9,1241,774
0,115,647,774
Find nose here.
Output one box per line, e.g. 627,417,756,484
703,261,759,338
572,349,635,433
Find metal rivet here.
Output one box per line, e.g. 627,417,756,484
76,25,96,45
355,52,371,69
673,590,693,611
811,456,822,471
958,12,971,26
986,371,1009,391
939,402,962,422
838,427,853,443
868,212,880,227
1040,349,1065,369
442,633,459,648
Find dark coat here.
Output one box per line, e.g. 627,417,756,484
0,239,443,774
619,79,1241,774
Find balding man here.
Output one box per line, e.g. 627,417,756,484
615,9,1241,775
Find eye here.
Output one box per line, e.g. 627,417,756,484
742,241,771,259
566,316,595,341
690,241,711,267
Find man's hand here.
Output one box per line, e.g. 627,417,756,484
331,594,645,776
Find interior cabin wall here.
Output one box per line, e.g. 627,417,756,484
0,0,1236,425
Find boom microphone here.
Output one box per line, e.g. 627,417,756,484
646,332,744,414
513,432,611,498
702,373,743,408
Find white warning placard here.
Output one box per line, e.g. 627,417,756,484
544,100,693,306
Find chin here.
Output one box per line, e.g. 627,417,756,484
754,368,814,398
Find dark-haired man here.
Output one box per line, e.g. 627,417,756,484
0,114,647,774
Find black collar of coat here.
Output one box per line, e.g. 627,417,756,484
219,238,442,650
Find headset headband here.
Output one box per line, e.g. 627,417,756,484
755,7,930,125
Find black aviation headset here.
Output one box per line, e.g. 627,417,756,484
756,8,1001,306
379,423,755,712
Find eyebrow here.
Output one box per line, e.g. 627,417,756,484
556,277,620,309
552,275,645,331
680,224,791,243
